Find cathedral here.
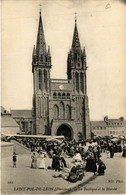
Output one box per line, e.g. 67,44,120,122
32,11,91,140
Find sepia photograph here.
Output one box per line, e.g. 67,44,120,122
1,0,126,194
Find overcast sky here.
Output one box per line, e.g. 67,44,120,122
2,0,126,120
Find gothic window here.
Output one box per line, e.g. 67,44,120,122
80,72,84,93
53,92,57,99
54,104,59,119
25,122,28,132
62,93,65,99
37,55,39,61
41,55,43,62
30,121,32,128
60,102,65,119
21,122,25,132
81,58,84,69
58,93,61,99
44,97,47,116
39,97,41,117
74,53,77,63
75,72,79,93
84,73,86,94
39,69,42,90
66,104,71,119
67,93,70,99
44,69,48,91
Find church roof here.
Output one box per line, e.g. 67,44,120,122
107,119,123,123
1,115,20,135
11,110,32,118
90,121,107,127
1,116,19,127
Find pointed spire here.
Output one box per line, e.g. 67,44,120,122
48,45,51,56
36,10,46,59
83,47,86,57
33,45,36,56
72,15,81,50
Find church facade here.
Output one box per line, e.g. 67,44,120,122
32,11,91,140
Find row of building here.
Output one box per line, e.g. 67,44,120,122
1,106,126,138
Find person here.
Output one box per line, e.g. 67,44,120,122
109,144,114,158
60,156,67,168
38,151,46,169
31,151,37,169
122,144,126,157
90,155,97,175
106,149,109,158
118,143,122,153
67,160,85,182
13,152,17,168
52,154,60,171
98,160,106,175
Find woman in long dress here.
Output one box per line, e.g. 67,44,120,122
38,151,46,169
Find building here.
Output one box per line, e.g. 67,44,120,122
91,116,126,137
11,110,32,134
1,106,20,135
90,121,108,137
32,11,91,140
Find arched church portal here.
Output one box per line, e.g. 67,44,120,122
57,124,73,140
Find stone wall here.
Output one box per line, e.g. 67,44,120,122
1,142,14,158
11,140,31,154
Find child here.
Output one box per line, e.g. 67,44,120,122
31,151,37,169
13,152,17,168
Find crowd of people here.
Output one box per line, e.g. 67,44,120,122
2,135,126,183
28,136,125,182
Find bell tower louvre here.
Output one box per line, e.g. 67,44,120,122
32,10,91,140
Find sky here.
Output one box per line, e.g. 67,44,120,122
1,0,126,120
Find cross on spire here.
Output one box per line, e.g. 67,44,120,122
75,12,77,23
39,4,42,15
36,6,46,58
72,12,80,50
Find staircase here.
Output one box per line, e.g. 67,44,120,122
11,140,31,154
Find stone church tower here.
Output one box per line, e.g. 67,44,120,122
32,11,51,135
32,11,91,140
